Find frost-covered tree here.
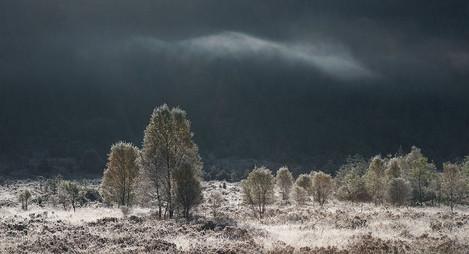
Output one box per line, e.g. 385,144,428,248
365,155,386,204
276,167,293,200
430,171,443,206
338,176,371,202
207,191,224,217
312,171,334,206
291,185,308,205
398,146,437,206
335,154,368,183
295,174,313,195
401,146,424,178
101,141,139,207
385,158,401,179
19,190,32,210
242,166,275,218
173,158,203,218
387,178,412,206
138,104,201,219
133,152,161,210
461,155,469,179
442,163,464,212
334,154,369,202
368,155,386,177
408,156,436,206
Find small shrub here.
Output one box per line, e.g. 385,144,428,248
19,190,32,210
207,191,224,217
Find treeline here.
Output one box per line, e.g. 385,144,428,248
239,146,469,219
334,147,469,211
12,105,469,220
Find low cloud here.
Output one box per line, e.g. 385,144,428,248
135,31,374,81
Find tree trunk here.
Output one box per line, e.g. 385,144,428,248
156,186,162,219
418,180,423,207
167,170,173,219
166,145,173,219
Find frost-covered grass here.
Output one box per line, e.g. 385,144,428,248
1,180,468,253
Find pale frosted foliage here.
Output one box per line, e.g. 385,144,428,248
101,141,139,207
139,104,202,219
398,146,438,206
461,155,469,179
386,158,401,178
335,185,350,201
429,172,444,205
368,155,385,177
207,191,224,217
309,170,318,178
2,180,469,253
242,166,275,218
295,174,313,195
133,152,160,207
365,172,386,204
387,177,412,206
442,163,464,211
291,185,307,205
334,155,368,202
335,154,368,181
409,157,436,206
276,167,293,200
401,146,424,177
312,172,333,206
347,177,371,202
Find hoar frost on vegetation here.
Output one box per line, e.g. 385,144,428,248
1,180,469,253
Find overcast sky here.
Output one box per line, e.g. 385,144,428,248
2,0,469,172
1,0,468,88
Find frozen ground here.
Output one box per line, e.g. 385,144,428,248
1,180,468,253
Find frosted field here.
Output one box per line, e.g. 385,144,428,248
1,180,468,253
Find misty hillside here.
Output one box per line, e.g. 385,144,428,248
1,0,469,176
